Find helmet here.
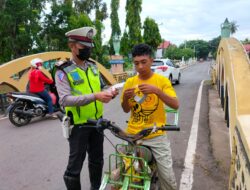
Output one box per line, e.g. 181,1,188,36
30,58,43,68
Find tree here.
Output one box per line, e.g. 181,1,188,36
125,0,143,49
0,0,6,9
42,0,73,51
179,40,209,59
0,0,46,62
180,48,195,60
208,36,221,58
230,21,239,34
164,45,179,60
163,45,194,60
91,0,108,63
242,38,250,44
74,0,95,14
0,0,110,67
120,30,130,56
109,0,121,55
143,17,161,51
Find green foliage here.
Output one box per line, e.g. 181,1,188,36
179,40,209,59
230,21,239,34
41,1,73,51
143,17,161,51
110,0,121,37
0,0,111,66
109,38,115,55
120,30,130,56
0,0,45,62
164,45,178,60
92,20,103,62
180,48,195,60
109,0,121,55
242,38,250,44
208,36,221,58
163,45,194,60
123,56,133,70
125,0,143,49
94,0,108,21
74,0,95,14
91,0,108,65
101,54,111,69
68,14,93,30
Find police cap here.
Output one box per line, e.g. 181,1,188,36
65,27,97,47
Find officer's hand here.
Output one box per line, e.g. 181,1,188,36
110,87,119,98
94,91,114,103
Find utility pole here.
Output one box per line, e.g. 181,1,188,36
194,46,196,59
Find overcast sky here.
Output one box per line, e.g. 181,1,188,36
102,0,250,46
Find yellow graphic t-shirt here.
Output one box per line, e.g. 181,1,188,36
121,73,177,139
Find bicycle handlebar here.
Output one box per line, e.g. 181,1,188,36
87,118,180,144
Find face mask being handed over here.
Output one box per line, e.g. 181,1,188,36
77,47,91,61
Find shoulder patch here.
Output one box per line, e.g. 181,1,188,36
57,71,65,81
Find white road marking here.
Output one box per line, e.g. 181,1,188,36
0,116,7,121
179,80,204,190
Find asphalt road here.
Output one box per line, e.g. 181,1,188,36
0,61,228,190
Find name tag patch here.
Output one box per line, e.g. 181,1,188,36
70,72,84,85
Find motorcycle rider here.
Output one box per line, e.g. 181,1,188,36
28,58,57,119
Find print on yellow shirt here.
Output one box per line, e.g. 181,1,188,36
121,73,177,138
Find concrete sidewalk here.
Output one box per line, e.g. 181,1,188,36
208,86,231,182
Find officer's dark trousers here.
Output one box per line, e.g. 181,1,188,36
63,125,104,190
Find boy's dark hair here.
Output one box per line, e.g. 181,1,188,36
132,43,153,58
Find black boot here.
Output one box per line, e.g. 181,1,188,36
63,175,81,190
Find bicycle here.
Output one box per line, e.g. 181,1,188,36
87,108,179,190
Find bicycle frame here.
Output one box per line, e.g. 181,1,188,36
89,107,179,190
100,144,152,190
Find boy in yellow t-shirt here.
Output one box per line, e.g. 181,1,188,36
121,44,179,190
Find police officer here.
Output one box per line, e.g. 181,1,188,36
54,26,117,190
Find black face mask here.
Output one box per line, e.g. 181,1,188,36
77,47,91,61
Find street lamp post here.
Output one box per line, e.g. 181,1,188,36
194,46,196,59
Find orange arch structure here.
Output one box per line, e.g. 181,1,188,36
0,51,116,93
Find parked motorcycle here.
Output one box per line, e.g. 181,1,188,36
6,85,63,127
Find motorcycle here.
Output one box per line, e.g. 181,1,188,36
6,84,63,127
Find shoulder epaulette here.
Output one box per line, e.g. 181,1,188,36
55,60,73,70
87,59,97,66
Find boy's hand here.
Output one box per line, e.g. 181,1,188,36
138,84,159,95
123,87,136,100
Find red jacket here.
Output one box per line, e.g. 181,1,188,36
29,69,53,93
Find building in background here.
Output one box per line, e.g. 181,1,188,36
244,44,250,57
155,41,171,58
